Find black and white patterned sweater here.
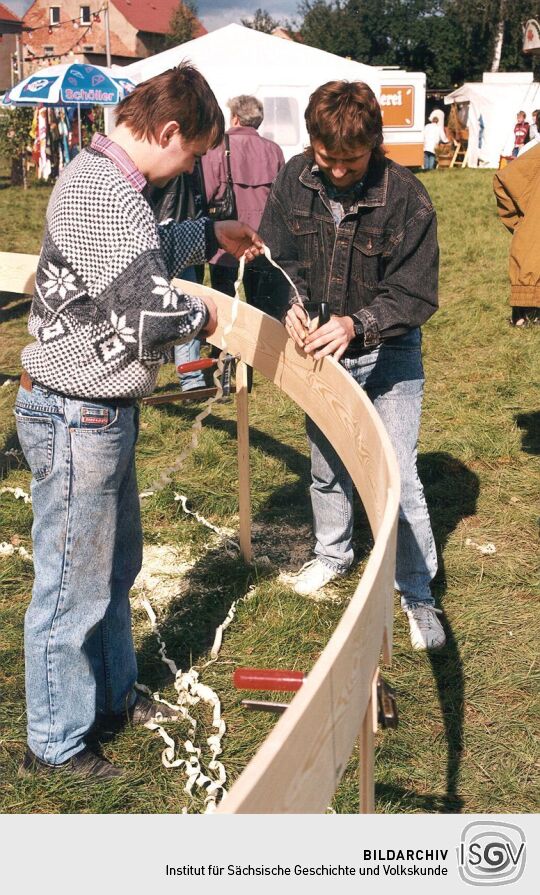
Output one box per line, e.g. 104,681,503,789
22,147,211,400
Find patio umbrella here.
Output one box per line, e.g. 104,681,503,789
2,63,135,155
2,62,135,107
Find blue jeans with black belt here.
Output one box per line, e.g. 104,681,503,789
306,328,438,608
14,382,142,764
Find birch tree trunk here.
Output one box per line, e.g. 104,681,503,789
490,0,506,72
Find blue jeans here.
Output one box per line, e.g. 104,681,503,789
174,338,204,391
306,328,437,608
14,383,142,764
423,151,436,170
174,266,205,391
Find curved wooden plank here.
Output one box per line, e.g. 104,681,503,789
172,279,400,814
0,252,38,295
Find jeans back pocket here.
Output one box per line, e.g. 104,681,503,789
15,414,55,481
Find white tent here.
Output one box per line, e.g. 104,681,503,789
445,72,540,168
119,24,380,161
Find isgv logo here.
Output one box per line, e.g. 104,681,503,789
458,822,526,886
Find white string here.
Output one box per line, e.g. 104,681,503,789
0,541,32,560
0,486,32,504
261,243,304,309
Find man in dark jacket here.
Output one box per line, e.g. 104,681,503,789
258,80,445,651
147,165,208,391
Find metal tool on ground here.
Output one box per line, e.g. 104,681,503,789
233,666,305,714
234,666,399,729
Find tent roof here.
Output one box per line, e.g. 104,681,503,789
444,80,538,106
122,23,379,91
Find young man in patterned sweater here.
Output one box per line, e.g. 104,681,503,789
15,64,263,780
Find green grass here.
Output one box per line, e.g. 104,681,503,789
0,170,539,814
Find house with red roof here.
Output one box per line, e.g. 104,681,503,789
0,3,23,90
21,1,206,72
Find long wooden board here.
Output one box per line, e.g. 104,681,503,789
173,278,400,814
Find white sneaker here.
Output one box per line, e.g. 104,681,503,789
406,605,446,651
281,559,339,596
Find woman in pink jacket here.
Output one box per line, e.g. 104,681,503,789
202,94,285,302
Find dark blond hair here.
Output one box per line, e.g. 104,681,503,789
227,95,264,129
116,62,224,148
305,81,385,160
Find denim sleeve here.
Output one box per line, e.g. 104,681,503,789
356,208,439,347
254,191,309,321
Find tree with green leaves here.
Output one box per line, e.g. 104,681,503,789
241,8,281,32
297,1,540,89
0,108,34,188
165,1,200,48
447,0,540,77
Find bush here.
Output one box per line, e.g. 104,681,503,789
0,107,34,188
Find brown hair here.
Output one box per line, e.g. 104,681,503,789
115,62,224,148
305,81,385,160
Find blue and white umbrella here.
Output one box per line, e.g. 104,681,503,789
2,62,135,107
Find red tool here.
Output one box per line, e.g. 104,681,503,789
233,667,398,727
233,667,306,692
177,354,236,396
176,358,217,374
233,668,305,713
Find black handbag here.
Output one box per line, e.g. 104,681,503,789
207,134,237,221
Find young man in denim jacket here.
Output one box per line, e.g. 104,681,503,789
257,81,445,651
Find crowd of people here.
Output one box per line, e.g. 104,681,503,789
16,62,528,780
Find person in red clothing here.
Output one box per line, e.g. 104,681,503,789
512,111,530,158
202,94,285,302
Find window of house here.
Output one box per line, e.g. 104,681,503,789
44,46,54,56
49,6,60,26
259,97,299,146
82,45,94,52
80,6,91,25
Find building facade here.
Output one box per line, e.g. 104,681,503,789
21,1,206,72
0,3,23,91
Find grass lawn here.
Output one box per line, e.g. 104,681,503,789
0,169,538,814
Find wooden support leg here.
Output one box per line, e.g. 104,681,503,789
359,676,377,813
236,360,252,563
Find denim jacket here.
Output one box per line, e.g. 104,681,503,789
255,152,439,351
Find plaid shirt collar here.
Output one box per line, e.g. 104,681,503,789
90,133,147,192
310,163,364,202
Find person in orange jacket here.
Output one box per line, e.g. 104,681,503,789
493,142,540,325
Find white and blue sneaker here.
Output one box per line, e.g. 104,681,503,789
281,559,339,597
406,605,446,650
